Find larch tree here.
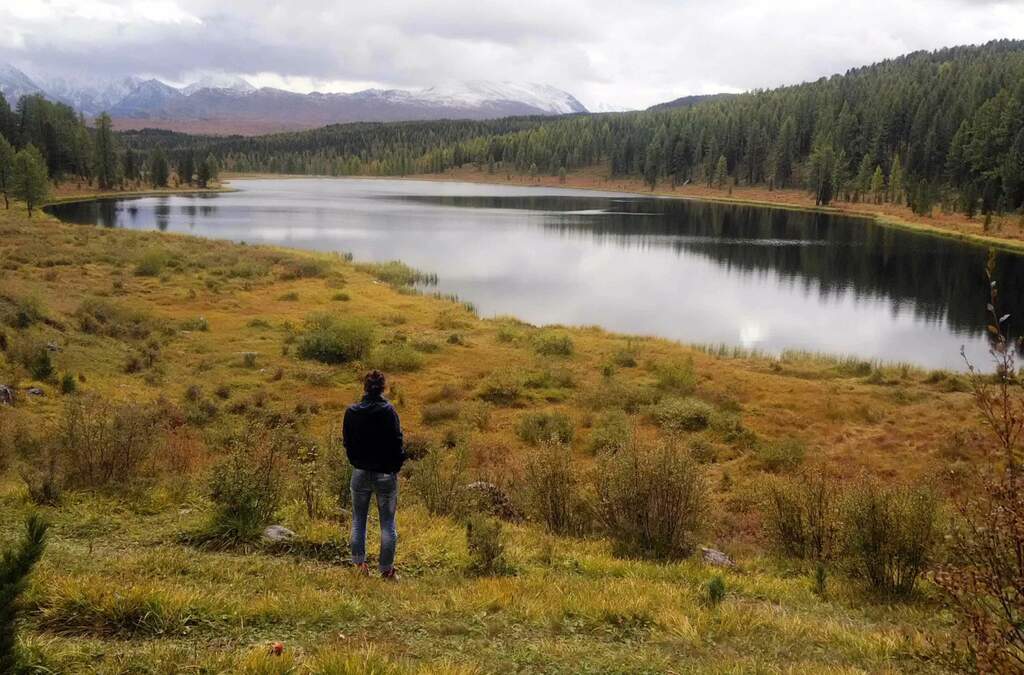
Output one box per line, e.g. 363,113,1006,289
13,144,50,217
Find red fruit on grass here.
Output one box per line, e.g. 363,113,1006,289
270,642,285,656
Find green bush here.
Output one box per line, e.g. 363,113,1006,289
76,298,161,340
465,514,515,576
842,481,940,596
586,410,632,454
756,438,806,472
477,368,523,406
517,411,574,445
580,379,661,413
295,314,375,364
208,426,287,543
533,331,574,357
764,473,840,561
369,343,424,372
652,397,715,432
1,293,45,328
180,316,209,331
134,250,170,277
406,445,468,517
704,575,726,607
596,442,708,559
59,373,76,395
654,358,697,394
521,441,591,535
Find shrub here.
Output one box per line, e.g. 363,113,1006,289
208,425,287,543
533,331,574,357
652,397,715,432
764,473,840,561
331,292,350,302
407,445,468,517
756,437,807,472
1,293,45,328
422,402,460,425
521,441,590,535
58,395,160,489
477,368,523,405
180,316,209,331
523,367,575,390
369,343,424,373
295,314,375,364
0,514,49,674
134,250,169,277
612,345,639,367
280,258,330,280
465,514,515,576
596,442,708,558
587,410,632,455
277,291,300,302
462,400,492,431
842,481,940,596
517,411,574,446
580,379,661,413
654,358,697,394
59,373,76,395
704,575,726,607
76,298,161,340
12,340,54,381
410,338,439,353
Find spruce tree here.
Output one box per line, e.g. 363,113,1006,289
0,134,14,209
94,112,117,190
870,166,886,204
13,145,50,217
0,514,49,673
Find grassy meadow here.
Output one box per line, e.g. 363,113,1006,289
0,194,994,673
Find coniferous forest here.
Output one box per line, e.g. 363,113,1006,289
111,40,1024,217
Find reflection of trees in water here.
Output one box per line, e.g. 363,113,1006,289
402,194,1022,338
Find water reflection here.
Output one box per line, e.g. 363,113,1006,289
45,178,1022,369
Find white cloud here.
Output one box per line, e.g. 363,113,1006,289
0,0,1021,109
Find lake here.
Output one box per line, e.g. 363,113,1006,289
46,178,1024,370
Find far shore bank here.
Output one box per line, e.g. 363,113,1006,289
221,169,1024,254
43,183,235,208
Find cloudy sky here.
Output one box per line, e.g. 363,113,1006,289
2,0,1023,109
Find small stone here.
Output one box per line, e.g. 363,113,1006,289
700,546,736,568
263,525,295,543
0,385,14,406
46,342,62,352
26,387,44,397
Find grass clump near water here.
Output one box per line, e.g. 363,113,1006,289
355,260,438,287
295,313,375,364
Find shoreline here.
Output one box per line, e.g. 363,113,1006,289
43,184,236,208
221,170,1024,254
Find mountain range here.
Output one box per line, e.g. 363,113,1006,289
0,65,589,135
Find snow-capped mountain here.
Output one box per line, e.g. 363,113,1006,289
0,65,45,105
0,64,589,134
181,74,256,96
41,75,142,116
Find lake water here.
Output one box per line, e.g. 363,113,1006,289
46,178,1024,370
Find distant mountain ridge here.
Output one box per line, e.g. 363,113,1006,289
0,65,588,134
647,93,737,111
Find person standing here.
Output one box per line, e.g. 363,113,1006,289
342,370,405,580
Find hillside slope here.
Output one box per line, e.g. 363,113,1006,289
0,200,983,672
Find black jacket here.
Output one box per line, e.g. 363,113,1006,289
342,393,405,474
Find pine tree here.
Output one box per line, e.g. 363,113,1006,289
870,166,886,204
179,153,195,185
94,112,117,190
889,153,905,205
714,155,728,189
0,134,14,209
0,514,49,673
150,148,169,187
197,153,218,188
13,144,50,217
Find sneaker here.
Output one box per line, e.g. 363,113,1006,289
353,562,370,576
381,568,399,581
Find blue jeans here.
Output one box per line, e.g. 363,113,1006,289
350,468,398,572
